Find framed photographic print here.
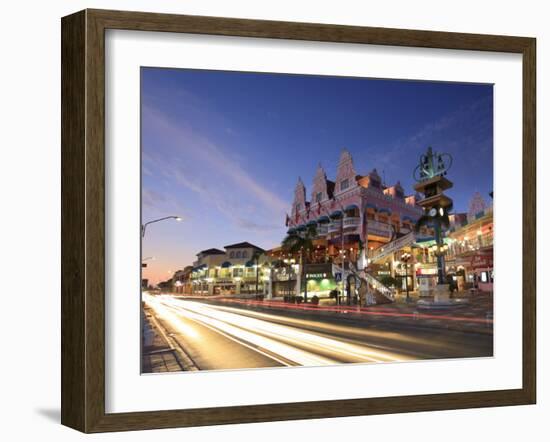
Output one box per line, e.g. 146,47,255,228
61,9,536,433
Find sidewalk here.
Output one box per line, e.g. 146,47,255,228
141,306,188,373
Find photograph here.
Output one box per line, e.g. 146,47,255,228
140,67,494,373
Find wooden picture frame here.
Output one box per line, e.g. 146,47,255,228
61,8,536,433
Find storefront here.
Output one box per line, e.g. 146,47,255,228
455,251,493,292
415,265,438,296
471,253,494,292
271,265,298,297
304,263,338,298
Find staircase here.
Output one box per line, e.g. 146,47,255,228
368,231,416,263
347,262,395,305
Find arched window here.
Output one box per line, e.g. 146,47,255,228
242,251,248,258
229,251,235,258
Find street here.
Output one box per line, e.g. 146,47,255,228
143,294,493,372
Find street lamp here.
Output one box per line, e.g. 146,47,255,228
141,215,182,237
402,252,412,303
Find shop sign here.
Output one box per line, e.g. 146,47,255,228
416,267,437,275
472,254,493,269
306,272,329,280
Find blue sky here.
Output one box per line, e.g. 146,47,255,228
141,68,493,283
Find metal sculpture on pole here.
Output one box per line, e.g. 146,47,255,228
413,147,454,301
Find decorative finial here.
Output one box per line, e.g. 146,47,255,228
413,146,453,182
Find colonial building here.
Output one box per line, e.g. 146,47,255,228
287,149,423,266
446,193,494,292
172,266,193,294
189,242,271,296
282,150,493,300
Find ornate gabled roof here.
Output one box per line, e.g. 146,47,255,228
335,149,357,192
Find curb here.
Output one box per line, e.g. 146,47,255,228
145,308,200,371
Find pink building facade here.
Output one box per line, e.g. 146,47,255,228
287,149,423,260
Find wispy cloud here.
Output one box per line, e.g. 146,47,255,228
142,104,289,232
142,186,189,220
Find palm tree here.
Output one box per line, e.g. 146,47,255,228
281,225,317,302
251,249,264,297
271,258,290,299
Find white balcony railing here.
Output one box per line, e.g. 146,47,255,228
343,216,360,228
366,219,392,238
316,225,328,236
328,221,342,233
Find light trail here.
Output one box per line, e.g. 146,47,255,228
146,295,335,366
194,303,437,347
199,297,493,324
146,295,411,366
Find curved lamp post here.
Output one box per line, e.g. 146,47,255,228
141,215,182,238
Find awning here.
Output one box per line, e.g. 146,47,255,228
344,204,359,212
402,215,415,223
221,261,232,268
316,215,330,224
306,220,317,227
365,203,378,210
329,210,343,219
295,224,307,231
378,207,392,215
286,227,296,234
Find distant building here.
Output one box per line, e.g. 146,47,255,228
467,191,489,223
447,194,493,292
172,266,193,294
189,242,270,296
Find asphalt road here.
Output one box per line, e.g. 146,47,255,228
144,294,493,371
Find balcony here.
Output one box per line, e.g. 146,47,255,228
316,224,328,236
328,220,342,233
343,216,360,229
367,219,392,238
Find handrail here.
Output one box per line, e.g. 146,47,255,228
348,261,395,303
368,231,416,263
